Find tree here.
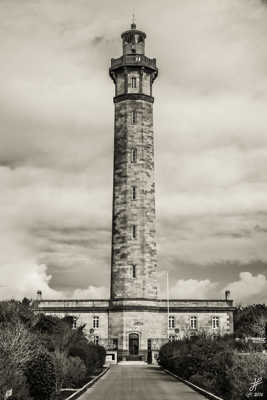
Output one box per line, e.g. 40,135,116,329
0,300,34,328
234,304,267,338
0,323,38,400
51,349,68,393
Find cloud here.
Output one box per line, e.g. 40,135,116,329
71,285,109,299
0,0,267,303
0,262,63,300
223,272,267,303
169,279,218,299
0,164,111,298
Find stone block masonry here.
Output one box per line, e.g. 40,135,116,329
111,99,158,300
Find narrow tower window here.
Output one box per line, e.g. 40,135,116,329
131,110,137,124
131,148,137,163
131,76,137,88
132,186,136,200
132,224,136,239
132,264,136,278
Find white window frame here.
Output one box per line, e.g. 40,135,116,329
190,316,197,330
72,317,77,329
168,315,175,329
93,315,99,329
212,316,220,329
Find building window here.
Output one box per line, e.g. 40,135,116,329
94,335,99,345
132,264,136,278
212,316,220,329
93,316,99,329
72,317,77,329
132,186,136,200
131,148,137,163
131,76,137,88
169,335,176,342
131,110,137,124
168,315,175,329
132,224,136,239
190,316,197,330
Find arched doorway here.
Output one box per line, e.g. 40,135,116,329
129,333,139,355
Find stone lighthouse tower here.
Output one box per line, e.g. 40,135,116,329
109,22,158,301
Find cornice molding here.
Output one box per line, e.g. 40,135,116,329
114,93,154,103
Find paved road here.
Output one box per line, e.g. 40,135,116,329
80,364,207,400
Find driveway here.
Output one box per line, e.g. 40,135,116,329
80,364,208,400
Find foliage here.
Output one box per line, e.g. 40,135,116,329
24,351,56,400
0,299,34,327
52,349,69,393
0,368,32,400
234,304,267,338
0,301,106,399
62,356,87,388
0,323,39,400
159,334,267,400
69,333,106,375
226,353,266,400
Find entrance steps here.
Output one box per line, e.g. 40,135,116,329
118,361,146,366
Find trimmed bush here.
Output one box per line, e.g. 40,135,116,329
63,356,87,388
25,352,56,400
69,337,106,376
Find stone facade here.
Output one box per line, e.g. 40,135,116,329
36,299,234,361
34,23,235,363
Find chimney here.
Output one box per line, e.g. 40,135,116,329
225,290,230,301
37,290,42,301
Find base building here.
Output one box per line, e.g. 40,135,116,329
35,23,234,363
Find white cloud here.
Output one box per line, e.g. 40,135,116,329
0,262,62,300
71,285,109,299
169,279,218,299
223,272,267,303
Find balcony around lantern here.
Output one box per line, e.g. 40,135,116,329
110,54,157,71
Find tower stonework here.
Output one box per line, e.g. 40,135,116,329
109,23,158,300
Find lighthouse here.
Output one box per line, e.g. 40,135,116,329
109,22,159,301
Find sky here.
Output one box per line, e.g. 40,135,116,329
0,0,267,305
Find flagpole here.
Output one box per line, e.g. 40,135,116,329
167,271,169,340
